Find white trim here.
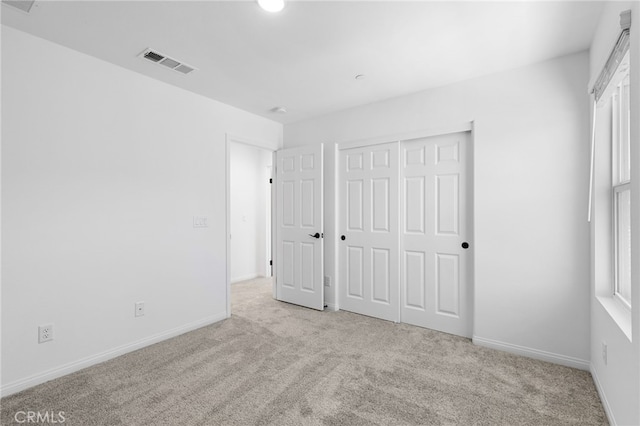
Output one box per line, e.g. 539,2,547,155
469,123,477,339
226,133,277,152
231,273,260,284
395,139,402,324
597,296,632,341
0,313,227,398
337,122,473,150
272,151,278,300
591,364,617,426
588,98,597,222
225,134,231,319
332,143,340,312
265,164,273,278
472,335,590,371
319,143,326,311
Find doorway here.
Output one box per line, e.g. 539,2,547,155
229,141,274,284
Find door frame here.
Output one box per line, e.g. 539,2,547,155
334,121,475,327
225,133,277,318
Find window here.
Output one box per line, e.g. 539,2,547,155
590,13,632,336
612,65,631,308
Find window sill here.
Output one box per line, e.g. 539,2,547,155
597,295,632,341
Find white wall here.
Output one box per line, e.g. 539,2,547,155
285,51,591,368
588,3,640,425
230,142,272,282
0,26,282,396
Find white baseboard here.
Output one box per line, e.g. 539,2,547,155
326,303,338,312
0,312,227,398
590,363,616,426
472,335,590,371
231,273,259,283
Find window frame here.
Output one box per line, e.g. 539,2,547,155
611,63,632,310
613,183,631,309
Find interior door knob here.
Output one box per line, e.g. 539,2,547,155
461,242,469,249
309,232,320,239
341,235,346,241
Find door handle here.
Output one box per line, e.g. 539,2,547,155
461,242,469,249
309,232,320,239
341,235,346,241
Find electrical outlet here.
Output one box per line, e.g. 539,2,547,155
135,301,145,317
324,276,331,287
602,342,607,365
38,324,53,343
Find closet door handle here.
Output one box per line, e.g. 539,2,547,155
341,235,346,241
309,232,320,239
461,242,469,249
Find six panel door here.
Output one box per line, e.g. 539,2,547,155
275,144,324,310
401,132,471,337
338,142,399,322
276,133,471,336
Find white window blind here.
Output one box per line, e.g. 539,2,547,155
593,29,630,104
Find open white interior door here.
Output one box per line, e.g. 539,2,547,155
275,144,324,310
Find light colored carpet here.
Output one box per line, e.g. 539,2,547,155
1,277,607,425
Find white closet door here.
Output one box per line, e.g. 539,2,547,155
401,132,472,337
275,144,324,310
339,142,399,322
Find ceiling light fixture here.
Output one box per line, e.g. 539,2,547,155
257,0,285,13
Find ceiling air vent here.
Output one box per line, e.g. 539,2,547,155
143,51,164,62
2,0,36,13
175,64,195,75
139,48,197,76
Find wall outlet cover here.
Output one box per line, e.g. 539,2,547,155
38,324,54,343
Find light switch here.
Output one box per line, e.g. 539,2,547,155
193,216,208,228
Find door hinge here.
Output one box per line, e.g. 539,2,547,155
270,260,273,266
269,178,273,184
